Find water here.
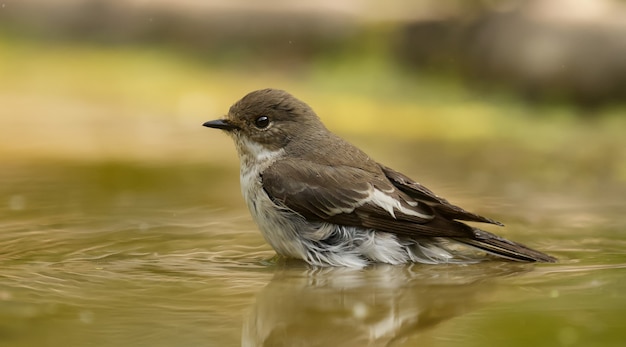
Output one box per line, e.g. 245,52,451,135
1,148,625,347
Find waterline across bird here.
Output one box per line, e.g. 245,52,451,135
203,89,556,267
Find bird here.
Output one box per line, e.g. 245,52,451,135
202,88,556,267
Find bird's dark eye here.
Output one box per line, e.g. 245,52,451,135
254,116,270,129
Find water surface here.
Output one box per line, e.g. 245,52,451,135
1,150,624,347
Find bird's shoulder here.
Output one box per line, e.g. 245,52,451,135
285,131,380,172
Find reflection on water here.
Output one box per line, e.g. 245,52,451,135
0,160,625,346
244,262,530,347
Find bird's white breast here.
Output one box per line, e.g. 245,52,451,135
236,139,309,259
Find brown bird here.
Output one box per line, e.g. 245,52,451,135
203,88,556,267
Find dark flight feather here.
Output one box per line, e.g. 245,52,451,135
380,165,504,226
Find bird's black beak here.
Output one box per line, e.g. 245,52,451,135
202,119,238,131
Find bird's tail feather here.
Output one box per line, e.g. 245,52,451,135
455,228,557,263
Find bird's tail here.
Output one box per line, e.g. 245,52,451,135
455,228,557,263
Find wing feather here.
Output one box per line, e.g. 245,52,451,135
261,159,475,239
380,165,504,226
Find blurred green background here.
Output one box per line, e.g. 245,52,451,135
1,0,625,165
1,1,626,347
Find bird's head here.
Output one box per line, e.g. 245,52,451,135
203,88,326,160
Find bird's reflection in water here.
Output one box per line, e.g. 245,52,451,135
243,261,531,347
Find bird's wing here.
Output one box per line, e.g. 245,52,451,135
261,159,475,239
262,159,556,262
379,165,504,226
